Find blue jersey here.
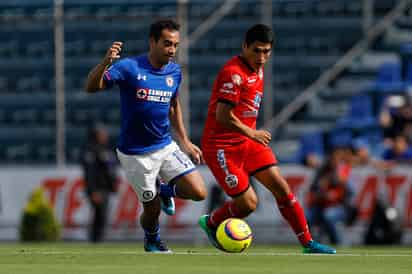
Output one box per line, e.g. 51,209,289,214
103,55,181,155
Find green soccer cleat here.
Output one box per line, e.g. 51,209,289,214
303,240,336,254
198,215,224,251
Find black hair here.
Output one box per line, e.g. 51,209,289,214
149,19,180,42
244,24,274,47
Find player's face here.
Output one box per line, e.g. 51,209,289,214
242,41,272,71
150,29,180,66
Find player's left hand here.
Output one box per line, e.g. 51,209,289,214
182,141,204,165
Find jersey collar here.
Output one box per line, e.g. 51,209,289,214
238,56,257,73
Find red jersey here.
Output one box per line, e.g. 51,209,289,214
201,56,264,149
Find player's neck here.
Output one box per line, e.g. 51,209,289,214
239,55,259,72
148,52,166,70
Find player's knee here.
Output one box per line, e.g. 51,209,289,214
239,195,258,214
245,196,258,212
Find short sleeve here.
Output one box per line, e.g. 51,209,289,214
103,59,128,88
172,72,181,99
215,69,243,106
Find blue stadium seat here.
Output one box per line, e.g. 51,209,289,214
337,94,377,129
0,0,391,163
298,131,325,163
327,128,353,149
406,61,412,84
376,61,402,84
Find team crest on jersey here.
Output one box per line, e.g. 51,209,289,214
231,74,242,85
166,76,174,87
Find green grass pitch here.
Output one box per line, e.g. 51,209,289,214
0,243,411,274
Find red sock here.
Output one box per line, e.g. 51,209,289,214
207,201,247,228
276,193,312,246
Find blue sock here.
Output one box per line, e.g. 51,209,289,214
144,225,160,242
159,182,176,198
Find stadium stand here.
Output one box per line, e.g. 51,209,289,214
0,0,406,163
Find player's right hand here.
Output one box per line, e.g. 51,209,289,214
102,41,123,66
251,129,271,146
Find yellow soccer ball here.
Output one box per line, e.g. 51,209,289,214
216,218,253,253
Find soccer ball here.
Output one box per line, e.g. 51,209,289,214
216,218,253,253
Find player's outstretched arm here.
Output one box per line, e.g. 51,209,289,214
85,41,123,93
216,102,271,146
169,96,203,164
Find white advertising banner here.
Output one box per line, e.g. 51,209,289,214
0,165,411,243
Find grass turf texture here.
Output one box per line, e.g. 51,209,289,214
0,243,411,274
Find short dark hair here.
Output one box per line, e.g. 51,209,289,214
149,19,180,42
244,24,274,47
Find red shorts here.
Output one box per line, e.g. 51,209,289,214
203,140,277,197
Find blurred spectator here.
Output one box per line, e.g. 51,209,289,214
381,134,412,168
81,124,118,243
306,147,354,245
364,197,403,245
351,138,371,166
303,153,322,169
379,95,412,144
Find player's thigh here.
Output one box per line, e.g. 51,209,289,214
159,141,196,181
203,148,249,197
253,165,291,198
159,142,206,197
116,149,160,203
173,170,207,200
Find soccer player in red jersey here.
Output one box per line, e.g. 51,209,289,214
199,24,336,254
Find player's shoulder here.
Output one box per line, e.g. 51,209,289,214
110,56,137,71
219,56,246,81
166,60,181,74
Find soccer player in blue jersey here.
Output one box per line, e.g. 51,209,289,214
85,19,207,253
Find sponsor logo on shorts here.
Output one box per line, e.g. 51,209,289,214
142,191,154,200
217,149,238,188
225,174,238,188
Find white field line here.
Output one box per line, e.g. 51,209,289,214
6,251,412,257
